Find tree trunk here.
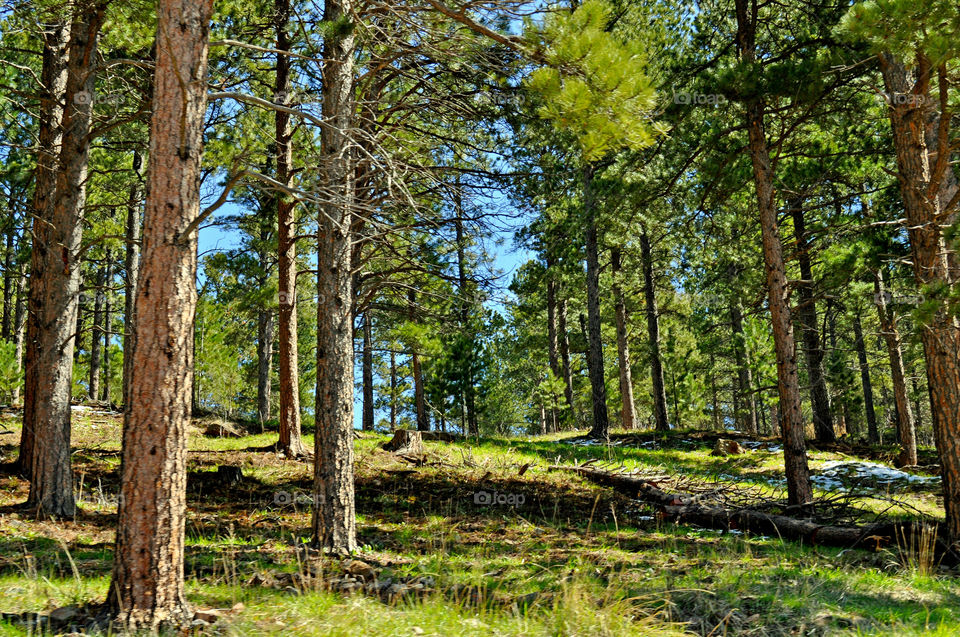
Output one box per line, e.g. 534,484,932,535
582,164,609,439
408,290,429,433
312,0,357,555
274,0,306,458
108,0,213,627
557,297,575,426
874,271,917,466
879,52,960,541
256,309,274,426
710,355,720,430
610,247,636,430
2,194,15,341
362,312,374,431
12,266,26,405
89,264,105,401
389,349,397,429
729,302,758,436
453,211,478,436
852,311,879,443
26,3,104,515
735,0,812,507
827,303,848,436
122,152,143,407
101,252,112,402
545,261,562,431
17,19,68,478
640,231,669,432
789,198,835,443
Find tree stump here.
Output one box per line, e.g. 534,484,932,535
383,430,424,456
711,439,745,456
216,466,244,485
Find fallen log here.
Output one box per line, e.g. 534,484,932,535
550,465,959,563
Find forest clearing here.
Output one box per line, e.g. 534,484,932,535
1,0,959,634
1,410,959,636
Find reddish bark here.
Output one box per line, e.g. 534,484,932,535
108,0,214,627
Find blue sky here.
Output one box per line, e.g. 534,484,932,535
196,198,533,429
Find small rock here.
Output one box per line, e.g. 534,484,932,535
343,559,377,580
193,609,223,623
711,438,744,456
50,605,80,622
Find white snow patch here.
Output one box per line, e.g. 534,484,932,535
811,461,939,492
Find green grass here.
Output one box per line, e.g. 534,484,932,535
0,417,957,635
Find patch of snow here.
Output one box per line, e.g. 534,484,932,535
811,461,940,492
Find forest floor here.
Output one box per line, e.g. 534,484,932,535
0,408,958,635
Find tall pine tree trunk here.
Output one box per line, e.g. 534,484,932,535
729,302,758,435
2,195,15,341
453,212,478,436
275,0,305,457
545,260,563,431
362,312,374,431
17,18,68,478
852,310,879,443
256,309,274,426
582,163,609,439
874,271,917,466
409,289,429,432
89,264,105,401
789,198,835,443
640,231,669,432
735,0,812,507
12,266,26,405
389,349,397,429
122,152,143,407
312,0,357,555
557,297,575,425
101,252,112,402
108,0,213,626
26,3,104,515
879,52,960,540
611,247,636,430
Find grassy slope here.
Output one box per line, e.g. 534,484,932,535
0,409,957,636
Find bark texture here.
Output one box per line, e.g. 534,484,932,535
409,289,429,432
582,164,609,439
874,272,917,466
312,0,357,555
789,198,835,443
611,247,636,430
734,0,812,507
89,264,105,400
362,313,374,431
729,301,758,436
17,18,67,476
545,260,562,431
26,3,104,515
108,0,214,627
256,309,274,426
640,231,669,432
275,0,306,457
852,311,879,443
879,52,960,539
122,152,143,407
